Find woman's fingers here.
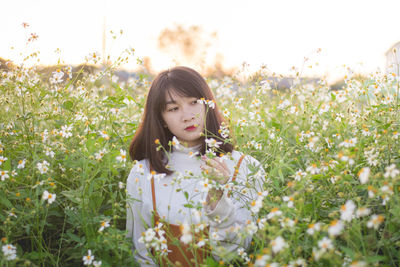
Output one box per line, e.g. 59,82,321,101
200,156,230,183
204,158,228,175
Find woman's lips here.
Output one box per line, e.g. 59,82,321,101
185,125,197,131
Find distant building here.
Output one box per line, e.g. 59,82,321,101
385,42,400,75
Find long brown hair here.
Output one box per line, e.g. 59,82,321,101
129,66,233,174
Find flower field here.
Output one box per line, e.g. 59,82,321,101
0,53,399,266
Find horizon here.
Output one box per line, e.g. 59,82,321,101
2,0,400,83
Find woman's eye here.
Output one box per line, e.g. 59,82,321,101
191,100,198,104
168,107,178,112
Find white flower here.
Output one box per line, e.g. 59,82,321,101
83,249,94,265
132,162,144,174
17,159,26,169
139,228,156,244
123,98,135,106
37,160,50,174
356,207,371,218
200,178,211,193
60,125,73,138
349,261,367,267
306,164,320,175
93,260,102,267
208,232,220,243
250,196,263,214
205,138,222,148
49,70,64,84
305,136,320,152
116,149,127,163
45,147,55,158
294,170,306,181
245,221,258,235
1,170,9,181
98,220,110,232
318,237,333,251
237,247,250,263
365,149,379,166
99,130,110,140
384,164,399,179
283,196,294,208
0,156,7,165
2,244,17,260
94,149,107,160
277,99,290,110
338,138,357,148
198,98,215,109
171,136,180,149
340,200,356,222
288,258,307,267
190,209,202,224
222,109,230,117
86,52,101,64
289,106,298,114
271,236,287,253
267,208,282,220
257,218,267,229
328,220,344,236
180,222,192,244
319,103,330,114
280,218,295,228
188,151,199,158
138,223,169,256
42,190,56,204
146,171,166,181
358,167,370,184
367,214,384,229
306,222,321,235
118,182,124,189
254,254,271,267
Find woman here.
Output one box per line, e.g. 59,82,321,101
126,66,265,266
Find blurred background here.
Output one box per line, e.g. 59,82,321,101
1,0,400,83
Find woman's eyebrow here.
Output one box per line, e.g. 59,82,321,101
165,100,177,105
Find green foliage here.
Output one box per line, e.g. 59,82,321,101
0,57,399,266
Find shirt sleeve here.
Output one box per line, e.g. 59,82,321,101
204,153,266,261
126,166,158,267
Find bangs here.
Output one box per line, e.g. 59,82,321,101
160,82,204,111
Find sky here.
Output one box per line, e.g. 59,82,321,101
1,0,400,82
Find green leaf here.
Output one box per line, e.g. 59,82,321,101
66,231,83,244
25,251,42,259
365,255,386,263
62,190,82,204
0,194,13,208
3,158,11,171
339,246,355,258
62,100,74,110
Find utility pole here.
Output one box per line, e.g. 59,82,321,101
102,15,106,66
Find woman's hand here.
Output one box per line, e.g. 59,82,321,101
200,155,230,184
200,155,230,211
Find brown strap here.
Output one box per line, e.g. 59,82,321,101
150,164,158,218
228,154,245,197
232,154,246,182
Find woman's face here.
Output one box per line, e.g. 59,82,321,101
161,90,205,147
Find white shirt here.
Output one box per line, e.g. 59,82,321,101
126,144,265,266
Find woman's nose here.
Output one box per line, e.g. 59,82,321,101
183,114,195,122
182,109,195,122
